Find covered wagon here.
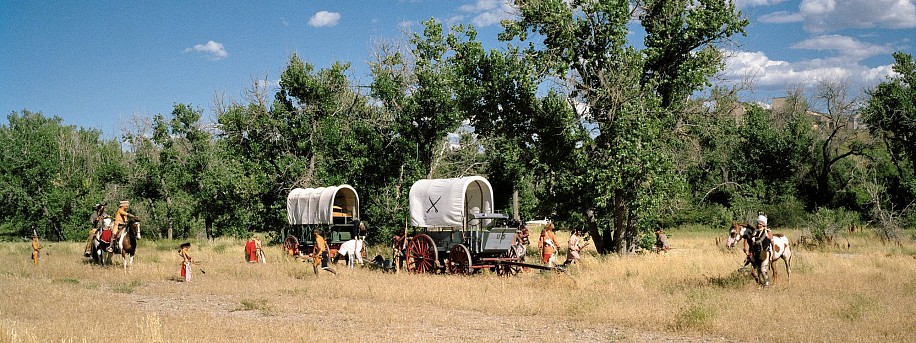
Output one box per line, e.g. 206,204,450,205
399,176,523,275
285,185,362,259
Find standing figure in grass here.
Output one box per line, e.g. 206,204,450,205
245,236,258,263
654,227,670,253
311,229,336,275
31,232,42,265
564,228,588,270
179,242,192,282
538,222,559,267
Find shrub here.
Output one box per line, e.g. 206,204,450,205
807,207,858,246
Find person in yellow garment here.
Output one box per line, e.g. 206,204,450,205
110,201,137,252
311,229,336,275
31,232,42,265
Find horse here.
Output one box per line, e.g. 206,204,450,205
89,226,115,265
115,217,141,272
742,226,792,286
726,222,747,249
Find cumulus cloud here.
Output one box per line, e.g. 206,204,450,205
309,11,341,27
458,0,516,27
760,0,916,32
791,34,893,60
184,40,228,60
722,36,896,90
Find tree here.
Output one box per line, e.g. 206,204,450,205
863,52,916,198
370,19,464,179
0,111,120,240
805,79,871,208
501,0,747,253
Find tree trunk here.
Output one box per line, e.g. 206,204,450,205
611,189,626,253
586,209,605,254
624,209,638,253
512,189,520,222
205,217,213,240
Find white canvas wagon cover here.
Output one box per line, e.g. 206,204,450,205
409,176,494,228
287,185,359,225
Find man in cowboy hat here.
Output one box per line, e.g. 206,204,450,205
109,200,137,253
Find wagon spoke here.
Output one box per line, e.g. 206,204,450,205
448,244,472,275
407,234,438,274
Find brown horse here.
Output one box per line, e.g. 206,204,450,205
117,217,141,272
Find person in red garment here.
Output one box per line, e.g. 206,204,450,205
245,236,258,263
179,242,192,282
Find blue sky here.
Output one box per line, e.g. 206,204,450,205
2,0,914,138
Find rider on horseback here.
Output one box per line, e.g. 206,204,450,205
743,211,773,264
84,203,107,257
109,200,138,253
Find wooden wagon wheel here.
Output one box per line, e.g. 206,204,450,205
496,245,522,277
406,234,438,274
448,244,472,275
283,235,299,256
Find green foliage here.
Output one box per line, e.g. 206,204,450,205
808,207,858,245
863,52,916,217
499,0,747,254
0,111,116,240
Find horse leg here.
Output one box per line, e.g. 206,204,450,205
784,255,791,279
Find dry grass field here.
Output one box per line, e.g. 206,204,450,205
1,228,914,343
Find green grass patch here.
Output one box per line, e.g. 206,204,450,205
705,269,752,289
112,280,143,294
673,304,713,331
55,277,80,285
235,298,275,315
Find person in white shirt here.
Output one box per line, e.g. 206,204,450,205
333,238,364,267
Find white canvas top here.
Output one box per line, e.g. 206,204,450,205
286,185,359,225
409,176,494,228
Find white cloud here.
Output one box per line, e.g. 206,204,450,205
762,0,916,32
734,0,787,9
184,40,228,60
791,34,893,60
722,43,896,90
458,0,516,27
309,11,341,28
759,11,804,23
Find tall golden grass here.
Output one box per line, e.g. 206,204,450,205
0,229,914,342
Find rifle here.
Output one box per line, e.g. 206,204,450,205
193,260,206,274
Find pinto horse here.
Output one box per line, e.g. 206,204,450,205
116,217,141,272
741,226,792,286
89,228,114,265
726,222,747,249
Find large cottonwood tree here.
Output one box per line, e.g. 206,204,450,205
501,0,747,253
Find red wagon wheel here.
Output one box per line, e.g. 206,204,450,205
448,244,472,275
406,234,438,274
496,245,522,277
283,235,299,256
